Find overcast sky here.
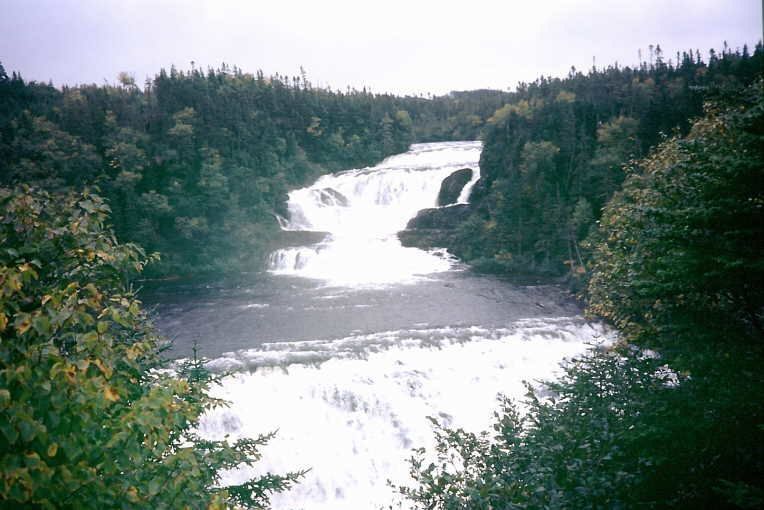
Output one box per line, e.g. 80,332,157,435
1,0,761,96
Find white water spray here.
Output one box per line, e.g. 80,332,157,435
200,318,612,510
268,141,481,286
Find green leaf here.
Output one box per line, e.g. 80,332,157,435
32,316,51,336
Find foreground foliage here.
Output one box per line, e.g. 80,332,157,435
399,341,763,509
398,350,681,508
0,186,301,508
587,81,764,349
399,82,764,508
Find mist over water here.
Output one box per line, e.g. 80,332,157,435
147,141,608,509
200,319,610,510
268,141,481,286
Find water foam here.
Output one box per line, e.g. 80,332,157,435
199,318,614,509
268,141,481,286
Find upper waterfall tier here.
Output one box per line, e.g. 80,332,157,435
281,141,481,235
269,141,482,286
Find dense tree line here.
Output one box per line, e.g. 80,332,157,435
404,89,514,141
0,63,426,277
429,44,763,280
399,78,764,509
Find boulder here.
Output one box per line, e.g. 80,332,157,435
437,168,473,206
398,228,456,250
405,204,472,230
399,204,472,249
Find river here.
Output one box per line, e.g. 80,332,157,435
146,141,610,509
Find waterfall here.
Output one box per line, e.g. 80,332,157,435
268,141,481,286
167,141,608,510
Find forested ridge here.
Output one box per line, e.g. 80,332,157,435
407,44,763,281
0,63,506,277
2,48,760,281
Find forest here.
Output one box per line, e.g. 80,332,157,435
1,42,763,508
0,64,409,276
402,44,763,282
0,63,508,277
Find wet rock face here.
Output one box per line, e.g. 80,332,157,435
405,204,472,230
398,204,472,250
437,168,473,206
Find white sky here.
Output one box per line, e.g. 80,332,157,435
1,0,761,96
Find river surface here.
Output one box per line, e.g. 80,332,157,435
145,142,610,509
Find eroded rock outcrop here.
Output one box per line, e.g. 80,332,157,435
437,168,473,206
398,204,472,249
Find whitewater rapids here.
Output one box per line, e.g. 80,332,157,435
268,141,481,286
147,141,611,509
199,319,611,510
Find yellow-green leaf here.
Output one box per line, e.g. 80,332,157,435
104,386,120,402
15,314,32,335
93,358,112,378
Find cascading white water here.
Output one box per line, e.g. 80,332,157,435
181,141,610,509
268,141,482,286
200,319,612,510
